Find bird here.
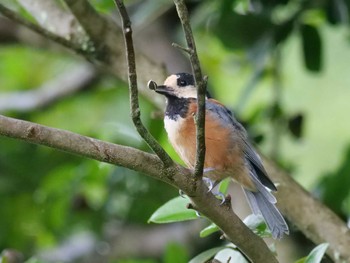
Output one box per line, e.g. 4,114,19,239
148,72,289,239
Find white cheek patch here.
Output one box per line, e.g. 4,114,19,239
164,75,178,88
175,88,198,99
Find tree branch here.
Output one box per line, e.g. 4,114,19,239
0,3,85,55
172,1,277,261
0,63,97,112
0,115,163,180
62,0,109,60
16,0,83,40
0,114,276,263
0,1,350,262
0,2,166,109
114,0,174,168
114,0,276,261
265,158,350,263
173,0,207,179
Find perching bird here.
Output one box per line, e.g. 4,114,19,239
148,73,289,239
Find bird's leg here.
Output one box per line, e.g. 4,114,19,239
202,168,225,204
179,189,186,198
202,176,215,192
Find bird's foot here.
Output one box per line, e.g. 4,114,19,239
202,176,215,192
202,176,225,205
179,189,186,198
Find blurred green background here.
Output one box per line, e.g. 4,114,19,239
0,0,349,262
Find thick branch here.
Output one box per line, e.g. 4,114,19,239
0,114,276,263
1,2,350,261
116,2,275,260
173,0,207,178
114,0,173,168
265,158,350,263
190,185,278,263
0,115,163,180
0,2,165,108
171,3,275,260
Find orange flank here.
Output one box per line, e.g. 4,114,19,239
169,100,256,191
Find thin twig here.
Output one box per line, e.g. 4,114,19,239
0,3,84,55
172,1,279,261
2,2,350,261
114,0,173,168
171,43,191,54
2,112,350,262
173,0,207,179
0,113,278,262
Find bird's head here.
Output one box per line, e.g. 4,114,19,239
148,73,206,99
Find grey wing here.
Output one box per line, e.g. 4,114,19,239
206,101,246,132
206,100,277,191
243,140,277,191
206,101,234,124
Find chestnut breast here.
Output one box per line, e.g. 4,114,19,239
164,98,252,187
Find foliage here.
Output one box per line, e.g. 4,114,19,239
0,0,349,262
148,193,271,261
294,243,329,263
149,193,329,261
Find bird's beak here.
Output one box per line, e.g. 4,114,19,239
154,85,174,96
147,80,174,96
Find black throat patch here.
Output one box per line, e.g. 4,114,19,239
165,96,192,120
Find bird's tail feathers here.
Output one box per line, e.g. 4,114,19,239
244,170,289,239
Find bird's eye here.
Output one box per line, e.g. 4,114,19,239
178,79,187,87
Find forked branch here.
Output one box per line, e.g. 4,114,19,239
113,1,278,262
1,1,349,262
173,0,207,179
114,0,173,168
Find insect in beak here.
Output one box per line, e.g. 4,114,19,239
147,80,174,96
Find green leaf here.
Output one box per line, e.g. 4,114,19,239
288,113,304,139
215,248,249,263
274,19,295,45
89,0,116,13
148,196,198,224
294,243,329,263
0,255,8,263
305,243,329,263
215,12,272,49
200,223,220,238
218,178,231,194
300,24,323,72
163,242,188,263
325,0,347,25
189,247,225,263
243,214,272,238
294,257,307,263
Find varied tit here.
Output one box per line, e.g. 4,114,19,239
148,73,289,239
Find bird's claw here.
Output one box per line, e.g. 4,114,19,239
215,192,226,205
202,177,226,204
202,177,214,192
179,189,186,198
